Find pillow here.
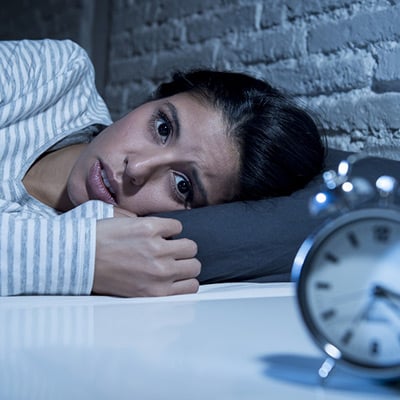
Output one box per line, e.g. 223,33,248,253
157,148,400,283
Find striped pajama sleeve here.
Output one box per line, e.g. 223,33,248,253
0,201,113,296
0,39,114,295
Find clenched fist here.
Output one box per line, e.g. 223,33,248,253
93,209,201,297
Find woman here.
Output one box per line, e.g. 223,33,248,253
0,39,324,297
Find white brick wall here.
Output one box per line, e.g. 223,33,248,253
2,0,400,156
105,0,400,157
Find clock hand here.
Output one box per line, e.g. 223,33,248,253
373,285,400,301
338,285,398,326
350,297,374,326
373,285,400,317
380,301,400,329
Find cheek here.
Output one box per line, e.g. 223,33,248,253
66,164,89,206
119,181,184,216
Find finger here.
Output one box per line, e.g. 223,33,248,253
163,238,198,259
170,278,200,295
113,207,137,218
172,258,201,280
143,217,183,238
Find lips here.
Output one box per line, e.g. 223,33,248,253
87,160,117,205
101,169,115,195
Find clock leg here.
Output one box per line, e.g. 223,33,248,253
319,357,336,382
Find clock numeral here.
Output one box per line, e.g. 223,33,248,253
347,232,359,248
324,252,339,264
321,309,336,321
341,329,353,345
370,340,379,356
373,225,391,243
316,281,331,290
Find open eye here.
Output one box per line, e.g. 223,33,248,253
155,112,172,144
174,173,193,204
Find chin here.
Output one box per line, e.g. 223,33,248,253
66,186,86,208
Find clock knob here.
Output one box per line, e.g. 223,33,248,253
309,174,374,217
308,153,389,217
376,175,398,205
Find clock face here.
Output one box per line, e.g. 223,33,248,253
294,208,400,377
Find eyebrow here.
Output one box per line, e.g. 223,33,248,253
165,100,209,206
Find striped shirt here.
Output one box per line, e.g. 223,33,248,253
0,39,114,295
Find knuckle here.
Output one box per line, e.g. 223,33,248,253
152,260,172,279
147,239,163,255
151,285,169,297
139,219,157,236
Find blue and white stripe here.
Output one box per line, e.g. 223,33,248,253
0,39,114,295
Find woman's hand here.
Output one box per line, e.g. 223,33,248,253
93,209,200,297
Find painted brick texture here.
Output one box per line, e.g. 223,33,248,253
106,0,400,155
1,0,400,155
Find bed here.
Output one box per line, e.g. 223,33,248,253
1,282,399,399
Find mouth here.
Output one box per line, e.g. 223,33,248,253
87,161,117,205
101,168,116,196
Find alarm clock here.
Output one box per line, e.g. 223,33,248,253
292,153,400,381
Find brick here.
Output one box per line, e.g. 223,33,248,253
152,0,233,22
308,4,400,53
310,92,400,133
152,46,216,79
0,0,83,41
109,44,216,86
126,80,156,110
373,47,400,93
186,5,256,43
285,0,355,18
327,134,400,156
326,135,361,152
112,0,233,28
259,1,283,28
103,84,127,119
262,51,374,95
111,6,151,32
109,55,156,83
110,32,132,59
225,28,305,65
129,22,183,55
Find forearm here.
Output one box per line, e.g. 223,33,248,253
0,215,94,295
0,201,114,296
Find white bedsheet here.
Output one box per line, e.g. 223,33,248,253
0,282,398,399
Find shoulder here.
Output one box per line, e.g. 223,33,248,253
0,39,92,77
0,38,86,59
0,39,96,101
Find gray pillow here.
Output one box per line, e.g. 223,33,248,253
157,149,400,283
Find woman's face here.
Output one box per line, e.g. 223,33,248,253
67,93,240,215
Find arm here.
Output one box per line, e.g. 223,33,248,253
0,199,113,296
0,39,111,129
0,212,97,295
0,204,200,297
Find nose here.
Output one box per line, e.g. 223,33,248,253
124,152,172,186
